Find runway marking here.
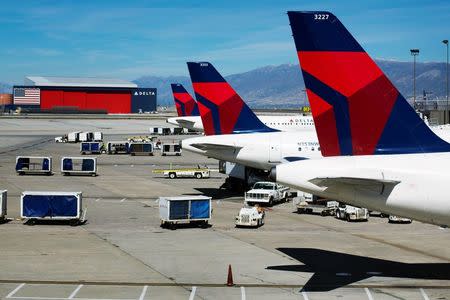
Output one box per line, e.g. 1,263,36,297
189,286,197,300
301,291,309,300
6,283,25,298
241,286,246,300
420,288,430,300
120,198,126,203
139,285,148,300
68,284,83,299
365,287,374,300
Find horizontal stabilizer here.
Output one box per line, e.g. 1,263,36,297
310,177,400,195
190,143,242,153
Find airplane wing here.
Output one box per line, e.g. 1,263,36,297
310,177,400,195
189,143,242,153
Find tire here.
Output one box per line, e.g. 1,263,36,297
195,173,202,179
268,197,274,207
336,210,341,219
346,214,351,222
169,172,176,179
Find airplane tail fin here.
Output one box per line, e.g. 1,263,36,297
288,11,450,156
170,83,199,117
186,62,277,135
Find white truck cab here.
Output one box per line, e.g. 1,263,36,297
336,203,369,222
245,181,289,206
235,206,265,227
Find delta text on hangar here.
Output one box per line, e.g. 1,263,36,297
12,76,157,113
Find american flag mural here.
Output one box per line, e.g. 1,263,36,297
14,88,40,105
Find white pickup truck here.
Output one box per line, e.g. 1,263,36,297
245,181,289,206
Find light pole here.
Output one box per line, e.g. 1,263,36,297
443,40,448,124
410,49,420,108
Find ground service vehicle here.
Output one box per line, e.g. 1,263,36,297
161,142,181,156
235,206,265,227
245,181,289,206
159,196,211,229
153,165,210,179
336,204,369,222
294,192,338,216
106,141,129,154
129,142,153,156
16,156,52,175
0,190,6,221
80,142,102,154
61,157,97,176
388,215,412,224
21,191,85,225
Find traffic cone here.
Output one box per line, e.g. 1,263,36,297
226,264,234,286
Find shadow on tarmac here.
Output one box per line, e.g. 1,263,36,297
267,248,450,291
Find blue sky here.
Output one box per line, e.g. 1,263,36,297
0,0,449,84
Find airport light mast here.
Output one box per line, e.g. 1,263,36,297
443,40,449,124
410,49,420,108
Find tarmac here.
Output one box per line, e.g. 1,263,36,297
0,117,449,299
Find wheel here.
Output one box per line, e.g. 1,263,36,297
257,219,261,227
169,172,176,179
195,173,202,179
268,197,274,207
346,214,351,222
380,213,387,218
18,172,24,176
91,173,96,177
336,210,341,219
81,152,85,155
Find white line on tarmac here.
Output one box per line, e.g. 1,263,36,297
365,287,374,300
241,286,246,300
189,286,197,300
6,283,25,298
420,288,430,300
68,284,83,299
301,291,309,300
120,198,126,202
139,285,148,300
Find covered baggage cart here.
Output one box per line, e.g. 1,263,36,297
159,196,211,229
79,132,93,142
61,157,97,176
80,142,102,154
16,156,52,175
0,190,6,221
106,141,129,154
129,142,153,156
21,191,85,225
161,142,182,156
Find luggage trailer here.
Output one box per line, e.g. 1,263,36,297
159,196,211,229
61,157,97,176
15,156,52,176
21,191,85,225
0,190,6,222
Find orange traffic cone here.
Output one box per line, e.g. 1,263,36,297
227,264,234,286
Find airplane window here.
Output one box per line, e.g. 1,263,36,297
298,147,302,151
318,147,321,151
311,147,314,151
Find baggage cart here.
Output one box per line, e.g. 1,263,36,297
129,142,153,156
67,131,81,143
61,157,97,176
16,156,52,175
0,190,6,221
159,196,211,229
80,142,102,154
79,132,93,142
21,191,85,225
161,142,181,156
106,141,129,154
93,132,103,141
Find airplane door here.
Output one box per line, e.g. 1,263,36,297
269,143,282,163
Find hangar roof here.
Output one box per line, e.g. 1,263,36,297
24,76,138,88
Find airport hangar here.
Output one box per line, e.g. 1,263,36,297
11,76,156,114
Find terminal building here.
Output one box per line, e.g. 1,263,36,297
12,76,156,114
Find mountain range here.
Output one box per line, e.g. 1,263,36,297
1,60,447,108
134,60,448,108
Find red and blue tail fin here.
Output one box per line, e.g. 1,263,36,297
186,62,277,135
170,83,199,117
288,11,450,156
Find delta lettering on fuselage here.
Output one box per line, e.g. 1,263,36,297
134,91,155,96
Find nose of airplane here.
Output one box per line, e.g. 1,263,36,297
269,166,277,182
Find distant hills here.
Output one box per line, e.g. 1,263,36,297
135,60,448,108
1,60,447,108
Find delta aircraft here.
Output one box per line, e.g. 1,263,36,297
182,62,322,170
167,84,315,133
271,11,450,227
